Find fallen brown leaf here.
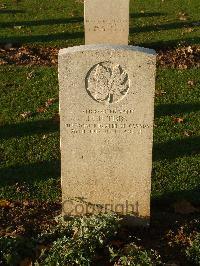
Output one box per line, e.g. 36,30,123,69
14,26,22,30
187,80,195,86
0,4,6,9
155,90,166,96
36,107,46,113
45,98,57,107
20,111,32,119
186,46,193,53
0,199,10,207
19,258,32,266
173,117,184,123
23,201,29,207
27,71,34,79
178,12,188,21
184,27,194,33
0,59,6,65
183,131,193,137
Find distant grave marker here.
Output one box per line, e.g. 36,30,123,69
84,0,129,45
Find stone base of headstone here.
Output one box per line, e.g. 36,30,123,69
59,44,156,226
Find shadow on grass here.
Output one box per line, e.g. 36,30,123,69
138,36,200,49
0,17,83,28
0,10,25,14
0,159,60,185
2,32,199,49
154,103,200,160
155,103,200,117
130,20,200,34
130,12,166,19
0,12,199,47
0,119,59,140
1,31,84,44
0,119,60,187
152,186,200,209
0,13,165,28
153,136,200,161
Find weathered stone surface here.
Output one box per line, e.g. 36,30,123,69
59,45,156,225
84,0,129,45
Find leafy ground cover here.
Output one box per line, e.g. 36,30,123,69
0,45,199,68
0,212,200,265
0,0,200,265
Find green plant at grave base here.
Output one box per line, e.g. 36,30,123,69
186,233,200,266
109,243,162,266
0,236,36,265
0,213,120,265
37,213,120,265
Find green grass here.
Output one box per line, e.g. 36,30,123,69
0,66,199,203
0,66,60,201
153,69,200,203
0,0,199,48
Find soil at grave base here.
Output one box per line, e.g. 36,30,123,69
0,200,199,265
0,200,61,237
0,44,200,69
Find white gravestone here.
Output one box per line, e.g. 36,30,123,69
59,45,156,225
84,0,129,45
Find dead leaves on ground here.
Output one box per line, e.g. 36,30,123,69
0,199,61,237
167,217,200,249
19,258,33,266
36,98,57,113
167,227,192,247
0,46,58,66
155,89,166,97
178,12,189,21
187,79,196,87
183,130,193,137
20,111,32,119
20,98,58,119
0,199,10,207
157,46,200,69
36,107,46,114
173,117,185,124
0,45,200,69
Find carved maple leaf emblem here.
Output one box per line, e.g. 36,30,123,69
86,62,129,104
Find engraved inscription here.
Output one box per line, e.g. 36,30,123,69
85,19,128,23
65,109,152,135
85,19,128,32
86,62,130,104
